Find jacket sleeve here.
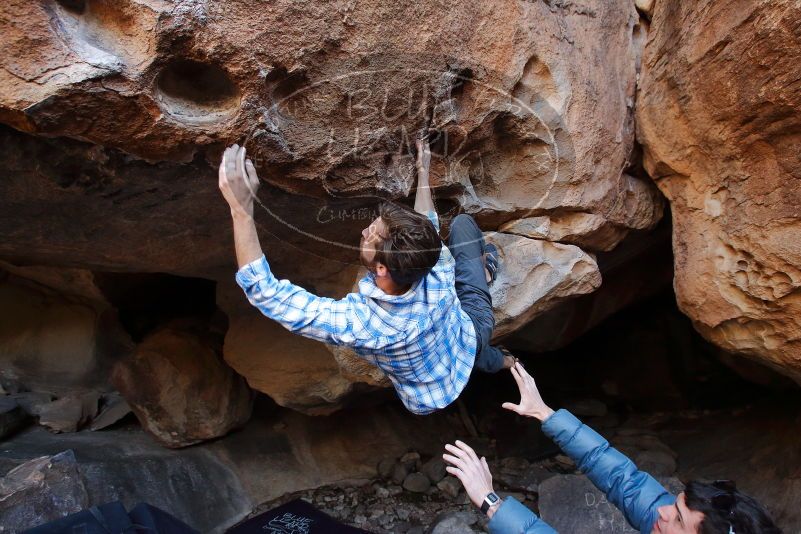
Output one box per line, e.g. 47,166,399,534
542,409,676,534
235,254,382,349
488,497,557,534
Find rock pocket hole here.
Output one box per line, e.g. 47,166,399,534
56,0,87,13
51,0,159,68
155,60,240,125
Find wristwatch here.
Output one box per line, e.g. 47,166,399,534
480,492,500,515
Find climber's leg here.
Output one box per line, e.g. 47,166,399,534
448,214,507,373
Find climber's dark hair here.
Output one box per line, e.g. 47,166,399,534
684,480,781,534
374,201,441,286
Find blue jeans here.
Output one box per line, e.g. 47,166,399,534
448,214,505,373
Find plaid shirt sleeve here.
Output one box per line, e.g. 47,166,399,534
426,210,440,232
426,210,455,278
235,255,380,348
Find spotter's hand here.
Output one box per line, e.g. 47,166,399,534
502,361,555,422
442,440,498,514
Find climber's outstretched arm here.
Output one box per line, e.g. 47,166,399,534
414,137,436,216
219,144,263,269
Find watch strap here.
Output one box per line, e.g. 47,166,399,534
481,492,500,514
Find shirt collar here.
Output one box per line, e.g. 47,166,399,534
358,272,421,303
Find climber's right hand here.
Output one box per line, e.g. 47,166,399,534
219,144,260,218
415,137,431,174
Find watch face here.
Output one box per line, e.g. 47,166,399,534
481,492,500,515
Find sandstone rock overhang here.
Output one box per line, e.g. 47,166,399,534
0,0,671,420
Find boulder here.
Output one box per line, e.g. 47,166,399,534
0,450,90,532
399,451,422,471
222,311,356,415
89,392,132,431
402,472,431,494
428,511,479,534
0,397,28,440
391,462,409,486
218,267,393,415
111,328,253,448
420,457,448,485
637,0,801,382
539,475,682,533
0,0,669,414
498,174,663,252
563,399,608,418
493,458,557,492
0,0,662,273
12,392,52,415
489,233,602,338
377,457,396,480
436,477,462,499
0,264,133,397
540,474,685,533
37,392,99,433
0,0,656,234
634,450,677,477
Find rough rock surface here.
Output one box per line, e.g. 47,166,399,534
0,0,663,412
88,392,132,431
0,450,90,532
499,174,663,253
539,475,684,534
0,263,133,396
222,314,355,415
111,327,253,447
488,232,602,338
637,0,801,382
37,392,99,433
0,400,463,532
0,0,656,234
0,429,251,532
0,0,661,268
0,397,28,441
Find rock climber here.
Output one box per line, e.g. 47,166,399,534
218,137,514,415
442,361,782,534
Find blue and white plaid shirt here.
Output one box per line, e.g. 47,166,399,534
235,212,477,414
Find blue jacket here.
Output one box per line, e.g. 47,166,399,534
487,410,676,534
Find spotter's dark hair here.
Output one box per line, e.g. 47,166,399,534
684,481,781,534
373,202,442,287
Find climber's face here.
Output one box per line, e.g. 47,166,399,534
360,216,388,271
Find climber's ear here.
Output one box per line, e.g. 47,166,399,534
374,262,390,279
